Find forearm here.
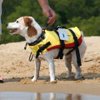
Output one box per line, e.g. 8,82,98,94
38,0,50,10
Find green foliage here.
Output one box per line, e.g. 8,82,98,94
68,16,100,36
1,0,100,43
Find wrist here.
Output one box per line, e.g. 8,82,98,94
42,5,50,11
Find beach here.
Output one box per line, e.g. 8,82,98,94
0,37,100,95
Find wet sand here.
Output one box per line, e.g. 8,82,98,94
0,37,100,95
0,81,100,96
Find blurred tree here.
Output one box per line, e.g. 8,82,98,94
1,0,100,43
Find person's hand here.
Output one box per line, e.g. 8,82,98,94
42,7,56,25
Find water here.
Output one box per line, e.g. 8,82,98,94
0,92,100,100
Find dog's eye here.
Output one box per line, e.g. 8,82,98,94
16,21,19,23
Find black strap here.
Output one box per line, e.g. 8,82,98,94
55,30,65,59
36,42,51,58
68,29,81,67
28,42,51,61
28,32,45,46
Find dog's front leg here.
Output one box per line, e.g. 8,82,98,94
32,58,41,82
47,58,56,82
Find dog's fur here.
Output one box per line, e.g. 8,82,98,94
7,16,86,82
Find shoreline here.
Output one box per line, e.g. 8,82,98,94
0,81,100,96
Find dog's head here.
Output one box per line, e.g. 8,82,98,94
7,16,42,37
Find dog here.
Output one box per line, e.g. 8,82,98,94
7,16,86,82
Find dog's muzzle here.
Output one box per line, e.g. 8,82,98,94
7,23,20,34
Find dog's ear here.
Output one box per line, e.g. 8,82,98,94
24,16,37,37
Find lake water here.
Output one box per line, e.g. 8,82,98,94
0,92,100,100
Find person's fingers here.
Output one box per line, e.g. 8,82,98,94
47,16,56,25
42,7,56,25
47,9,56,25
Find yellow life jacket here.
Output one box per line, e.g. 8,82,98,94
29,27,82,55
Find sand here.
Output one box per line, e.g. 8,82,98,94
0,36,100,95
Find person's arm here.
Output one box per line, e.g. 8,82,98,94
38,0,49,10
38,0,56,25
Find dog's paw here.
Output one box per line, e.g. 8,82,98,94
31,78,37,82
75,75,85,80
50,80,57,84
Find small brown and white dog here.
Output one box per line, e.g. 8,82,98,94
7,16,86,82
